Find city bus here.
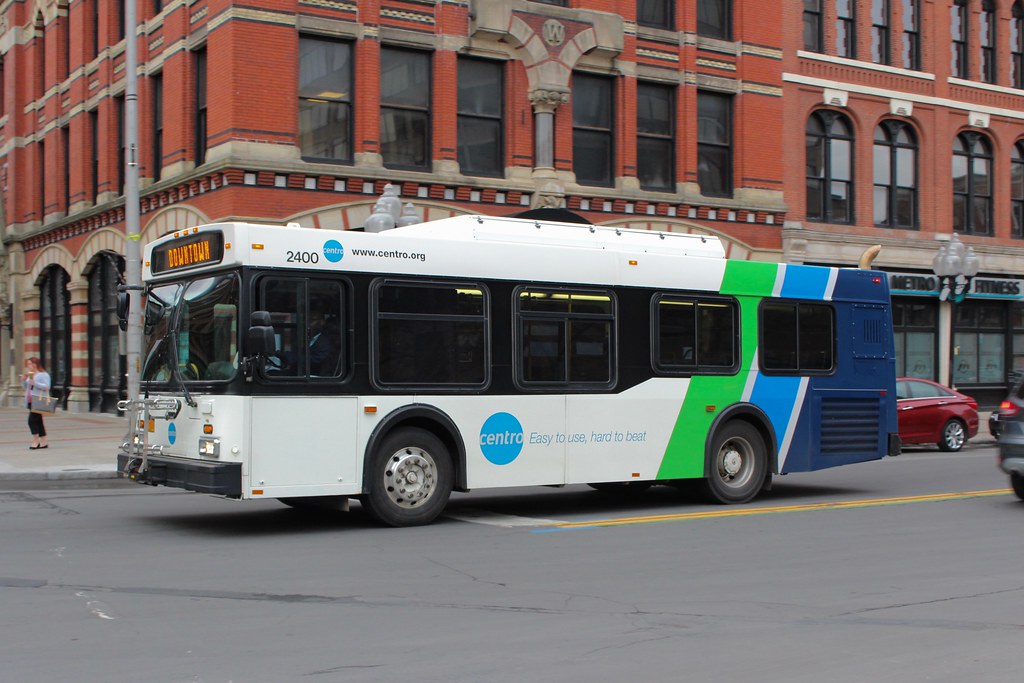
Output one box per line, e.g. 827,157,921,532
117,213,901,526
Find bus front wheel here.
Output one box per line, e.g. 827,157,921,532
361,427,453,527
701,421,767,505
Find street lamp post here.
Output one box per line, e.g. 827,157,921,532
931,233,980,388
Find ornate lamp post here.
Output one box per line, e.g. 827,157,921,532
931,234,980,387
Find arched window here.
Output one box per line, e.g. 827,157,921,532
873,121,917,229
39,266,71,404
87,253,126,412
806,111,854,224
1012,142,1024,238
953,132,993,235
1012,2,1024,89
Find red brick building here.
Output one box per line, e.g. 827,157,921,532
1,0,790,412
783,0,1024,406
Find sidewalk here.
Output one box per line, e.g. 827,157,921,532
0,406,126,480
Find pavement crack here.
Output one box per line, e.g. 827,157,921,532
426,558,508,588
303,665,383,676
840,585,1024,616
0,491,79,515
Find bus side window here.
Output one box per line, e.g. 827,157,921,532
374,281,488,387
309,280,345,378
654,295,736,373
517,288,614,388
760,300,835,374
256,278,306,378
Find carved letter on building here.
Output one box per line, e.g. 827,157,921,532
542,19,565,47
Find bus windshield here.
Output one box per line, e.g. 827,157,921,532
142,274,240,384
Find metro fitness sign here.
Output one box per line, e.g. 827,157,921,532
888,272,1024,300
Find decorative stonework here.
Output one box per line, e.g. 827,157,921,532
541,19,565,46
143,206,211,244
528,88,570,113
470,0,623,104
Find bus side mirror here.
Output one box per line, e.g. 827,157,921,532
117,292,129,331
247,310,275,356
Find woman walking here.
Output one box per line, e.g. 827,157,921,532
22,357,50,449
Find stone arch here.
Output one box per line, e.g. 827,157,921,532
470,3,623,100
28,244,74,286
73,228,125,281
142,205,211,245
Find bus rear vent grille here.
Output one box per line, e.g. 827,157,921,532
820,397,881,455
862,318,883,344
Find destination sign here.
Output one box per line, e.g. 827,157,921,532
151,232,225,274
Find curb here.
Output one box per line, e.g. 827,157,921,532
0,468,119,481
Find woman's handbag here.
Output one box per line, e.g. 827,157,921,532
30,391,58,414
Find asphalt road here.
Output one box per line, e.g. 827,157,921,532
1,441,1021,683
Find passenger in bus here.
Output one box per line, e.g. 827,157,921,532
309,315,341,376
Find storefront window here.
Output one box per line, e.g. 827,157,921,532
1011,304,1024,379
893,300,936,378
954,302,1005,385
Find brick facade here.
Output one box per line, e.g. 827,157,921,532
6,1,1022,410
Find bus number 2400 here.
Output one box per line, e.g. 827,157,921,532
286,250,320,264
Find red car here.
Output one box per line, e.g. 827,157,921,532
896,378,978,452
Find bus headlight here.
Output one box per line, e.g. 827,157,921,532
199,437,221,458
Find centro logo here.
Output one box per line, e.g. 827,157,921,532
323,239,345,263
167,422,177,445
479,412,524,465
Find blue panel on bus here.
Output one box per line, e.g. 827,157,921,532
780,264,832,300
832,269,890,303
747,374,804,471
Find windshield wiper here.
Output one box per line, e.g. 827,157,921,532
169,332,197,408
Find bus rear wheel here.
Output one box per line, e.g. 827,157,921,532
701,421,767,505
361,427,453,527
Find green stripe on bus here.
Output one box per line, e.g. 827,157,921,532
656,261,778,480
721,260,779,297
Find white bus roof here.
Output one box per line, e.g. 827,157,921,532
389,214,725,258
145,214,732,290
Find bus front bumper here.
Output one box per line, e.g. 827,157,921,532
117,453,242,498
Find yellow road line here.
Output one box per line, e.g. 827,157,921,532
542,488,1012,531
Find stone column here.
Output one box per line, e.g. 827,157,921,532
66,281,91,413
528,89,569,208
529,89,568,170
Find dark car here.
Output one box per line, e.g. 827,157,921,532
989,370,1024,439
990,408,1005,439
996,375,1024,500
896,378,979,452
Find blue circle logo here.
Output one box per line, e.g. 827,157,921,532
479,412,524,465
323,240,345,263
167,422,177,445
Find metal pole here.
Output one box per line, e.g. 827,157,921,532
123,0,142,405
948,301,956,389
